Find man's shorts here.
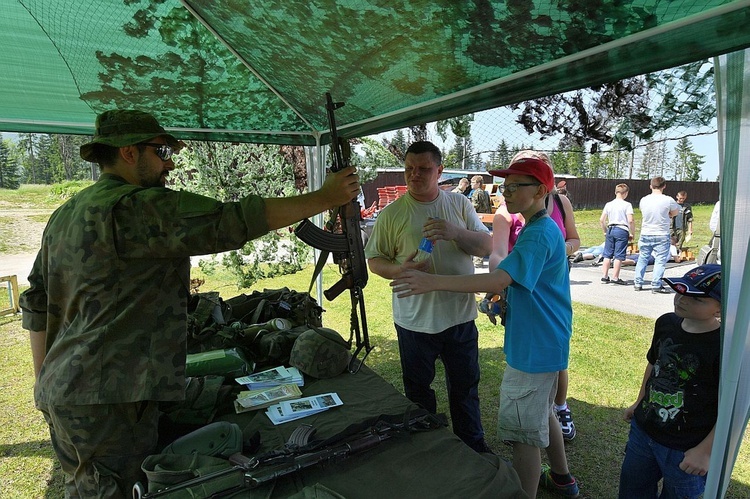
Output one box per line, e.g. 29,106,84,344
497,366,558,448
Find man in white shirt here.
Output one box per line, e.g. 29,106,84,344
709,200,720,234
634,177,680,293
365,141,493,453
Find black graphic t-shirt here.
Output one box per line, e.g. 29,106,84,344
634,313,720,451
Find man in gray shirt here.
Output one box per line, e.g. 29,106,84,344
634,177,680,293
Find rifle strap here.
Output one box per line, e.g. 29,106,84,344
307,249,330,294
249,299,267,325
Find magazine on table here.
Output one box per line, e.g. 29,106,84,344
265,392,343,425
233,383,303,413
235,366,304,389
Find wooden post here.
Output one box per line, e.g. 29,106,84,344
1,275,20,316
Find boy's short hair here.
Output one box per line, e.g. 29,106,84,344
663,264,721,302
650,176,667,189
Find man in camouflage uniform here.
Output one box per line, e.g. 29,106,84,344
19,110,359,498
469,175,492,215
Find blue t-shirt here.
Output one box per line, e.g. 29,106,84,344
498,216,572,373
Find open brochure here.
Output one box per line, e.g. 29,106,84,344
235,366,304,390
233,383,303,413
265,392,343,425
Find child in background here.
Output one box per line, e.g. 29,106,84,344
619,264,722,498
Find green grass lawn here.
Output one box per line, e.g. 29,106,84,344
2,264,749,498
0,185,745,497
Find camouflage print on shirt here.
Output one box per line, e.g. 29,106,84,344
20,173,269,406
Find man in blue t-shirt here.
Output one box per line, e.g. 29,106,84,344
390,153,578,498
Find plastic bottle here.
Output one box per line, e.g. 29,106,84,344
414,237,433,263
239,318,293,338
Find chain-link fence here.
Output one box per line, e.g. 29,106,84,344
368,60,719,183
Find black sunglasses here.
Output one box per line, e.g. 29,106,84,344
139,142,175,161
498,182,540,194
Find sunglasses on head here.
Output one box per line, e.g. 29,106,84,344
139,142,175,161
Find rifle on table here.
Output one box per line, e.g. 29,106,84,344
132,410,445,498
295,92,371,373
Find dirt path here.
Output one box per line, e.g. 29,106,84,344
0,208,51,285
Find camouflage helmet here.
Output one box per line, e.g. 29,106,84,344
80,109,179,162
289,327,351,379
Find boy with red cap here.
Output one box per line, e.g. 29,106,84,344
391,152,578,497
619,264,722,498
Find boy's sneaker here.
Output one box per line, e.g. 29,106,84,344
556,406,576,440
540,464,580,498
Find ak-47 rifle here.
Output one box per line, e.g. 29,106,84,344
294,93,371,372
132,411,445,498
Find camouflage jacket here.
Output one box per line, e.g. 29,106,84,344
20,173,268,405
471,188,492,214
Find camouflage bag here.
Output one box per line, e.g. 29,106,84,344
159,375,237,427
225,287,323,328
186,288,323,356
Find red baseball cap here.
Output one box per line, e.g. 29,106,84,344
489,157,554,191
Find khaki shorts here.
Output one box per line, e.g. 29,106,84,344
497,366,558,448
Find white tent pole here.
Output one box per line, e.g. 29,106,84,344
705,48,750,498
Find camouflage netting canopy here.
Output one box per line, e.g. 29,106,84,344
1,0,749,145
3,2,750,498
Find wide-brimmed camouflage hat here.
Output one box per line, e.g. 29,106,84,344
80,110,179,162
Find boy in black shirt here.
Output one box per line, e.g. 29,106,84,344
619,264,721,498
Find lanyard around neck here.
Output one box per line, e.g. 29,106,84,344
518,209,548,238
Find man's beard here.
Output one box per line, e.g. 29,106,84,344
136,156,165,188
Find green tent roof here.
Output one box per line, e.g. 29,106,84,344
2,0,750,145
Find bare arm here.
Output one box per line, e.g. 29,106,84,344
367,255,429,280
624,363,653,421
391,268,513,298
29,330,46,378
264,167,359,230
627,213,635,240
489,205,512,269
680,425,715,476
559,194,581,255
599,209,608,235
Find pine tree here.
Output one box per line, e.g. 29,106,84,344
637,142,660,179
495,140,511,169
0,138,21,189
671,138,704,181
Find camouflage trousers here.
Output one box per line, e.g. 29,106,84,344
38,400,160,498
